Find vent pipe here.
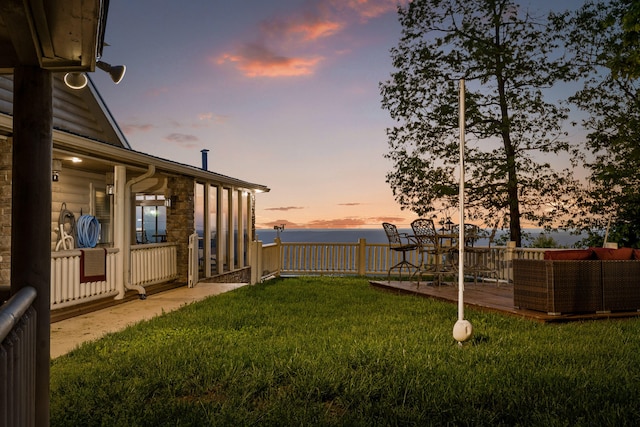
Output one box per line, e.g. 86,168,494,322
201,149,209,170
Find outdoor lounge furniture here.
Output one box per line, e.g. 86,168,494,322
382,222,419,281
513,248,640,315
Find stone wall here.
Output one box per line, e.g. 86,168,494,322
0,137,11,288
201,267,251,284
166,175,194,284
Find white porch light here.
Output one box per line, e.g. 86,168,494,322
453,78,473,345
64,60,126,90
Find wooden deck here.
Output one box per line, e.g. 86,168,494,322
370,280,640,323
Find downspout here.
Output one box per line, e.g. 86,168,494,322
124,165,155,298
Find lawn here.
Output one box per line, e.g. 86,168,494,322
50,277,640,426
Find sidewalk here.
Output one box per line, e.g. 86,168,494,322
50,282,246,359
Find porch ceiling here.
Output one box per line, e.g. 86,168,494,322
0,0,107,73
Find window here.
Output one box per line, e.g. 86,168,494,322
135,194,167,244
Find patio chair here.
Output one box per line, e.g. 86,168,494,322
411,218,457,285
382,222,419,282
453,224,496,284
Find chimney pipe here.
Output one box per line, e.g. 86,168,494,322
201,149,209,170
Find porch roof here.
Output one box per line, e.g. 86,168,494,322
0,0,108,73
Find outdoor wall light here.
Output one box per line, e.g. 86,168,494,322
52,159,62,182
106,184,114,195
96,60,126,84
64,60,126,90
63,72,88,89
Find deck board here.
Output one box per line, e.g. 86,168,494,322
370,280,640,323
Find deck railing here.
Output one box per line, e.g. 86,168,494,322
0,286,37,427
253,239,551,283
51,244,178,310
50,248,119,310
130,243,178,287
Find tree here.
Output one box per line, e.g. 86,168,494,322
559,0,640,248
380,0,580,247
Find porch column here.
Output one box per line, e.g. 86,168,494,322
11,65,52,427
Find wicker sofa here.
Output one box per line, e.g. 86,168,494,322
513,248,640,315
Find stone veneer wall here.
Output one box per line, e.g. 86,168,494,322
201,267,250,284
166,175,194,284
0,137,11,288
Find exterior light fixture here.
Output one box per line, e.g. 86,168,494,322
64,60,126,90
63,72,88,89
52,159,62,182
106,184,114,195
96,60,126,84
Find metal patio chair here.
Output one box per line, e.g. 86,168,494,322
382,222,419,282
411,218,457,285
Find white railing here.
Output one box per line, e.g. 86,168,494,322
50,248,119,310
130,243,178,287
254,239,554,283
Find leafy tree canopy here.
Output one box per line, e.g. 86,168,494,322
380,0,580,247
557,0,640,248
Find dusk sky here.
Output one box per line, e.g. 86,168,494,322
90,0,586,230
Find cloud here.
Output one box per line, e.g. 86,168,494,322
338,202,363,206
194,112,229,127
121,123,154,134
164,133,199,148
261,15,344,42
215,0,405,78
306,218,369,228
145,87,169,97
336,0,405,21
217,44,323,78
264,206,305,211
371,216,406,224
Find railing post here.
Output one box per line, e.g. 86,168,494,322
250,240,263,285
275,237,282,276
357,238,366,275
505,241,516,283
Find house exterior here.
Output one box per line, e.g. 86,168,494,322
0,74,269,313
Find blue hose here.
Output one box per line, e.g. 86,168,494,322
76,215,100,248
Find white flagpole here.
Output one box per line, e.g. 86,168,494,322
453,78,473,344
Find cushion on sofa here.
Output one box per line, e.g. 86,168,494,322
543,249,594,260
591,247,634,260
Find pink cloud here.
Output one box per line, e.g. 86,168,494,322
334,0,406,20
264,206,305,211
261,15,344,42
121,123,154,134
164,133,199,148
217,44,323,78
214,0,404,78
194,112,229,127
145,87,169,97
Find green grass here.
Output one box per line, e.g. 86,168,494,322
50,277,640,426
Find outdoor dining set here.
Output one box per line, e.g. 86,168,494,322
383,219,496,286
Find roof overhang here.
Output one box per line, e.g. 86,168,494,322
51,130,270,193
0,0,108,73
